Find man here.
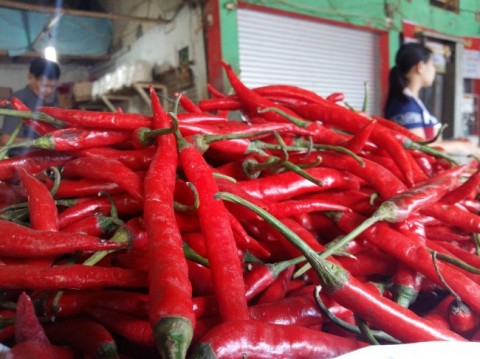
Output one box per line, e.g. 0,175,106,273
1,57,61,153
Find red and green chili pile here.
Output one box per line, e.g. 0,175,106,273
0,62,479,359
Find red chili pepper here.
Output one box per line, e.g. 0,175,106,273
15,292,50,344
178,92,204,114
0,219,124,258
47,178,122,199
448,300,478,335
17,167,59,231
425,225,470,242
256,265,295,304
228,211,271,259
143,87,194,357
12,97,58,135
332,164,464,247
44,317,119,358
15,128,132,152
198,97,242,112
61,156,144,201
174,117,250,322
254,84,329,105
221,61,303,124
34,289,148,319
69,146,156,171
267,198,351,218
57,194,143,229
442,167,480,204
60,212,120,237
187,260,215,296
333,212,480,317
190,320,366,358
326,92,345,103
336,249,397,277
85,306,155,349
0,150,72,181
421,202,480,234
39,106,152,130
237,167,359,202
293,103,420,186
0,264,146,289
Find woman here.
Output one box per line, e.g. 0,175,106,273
384,42,441,140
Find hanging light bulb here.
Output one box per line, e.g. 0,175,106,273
44,45,58,62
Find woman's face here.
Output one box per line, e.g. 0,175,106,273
419,56,436,87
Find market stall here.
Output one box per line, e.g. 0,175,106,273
0,1,480,358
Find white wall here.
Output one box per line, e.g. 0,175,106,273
93,2,208,102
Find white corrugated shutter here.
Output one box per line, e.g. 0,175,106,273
237,8,381,115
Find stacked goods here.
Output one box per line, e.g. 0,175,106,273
0,61,479,358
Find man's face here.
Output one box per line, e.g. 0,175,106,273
28,74,58,100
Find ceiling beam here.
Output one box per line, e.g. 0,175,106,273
0,0,168,23
0,50,111,62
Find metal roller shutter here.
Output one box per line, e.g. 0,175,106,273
237,8,381,115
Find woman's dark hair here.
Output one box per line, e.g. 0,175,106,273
29,57,61,80
384,43,432,112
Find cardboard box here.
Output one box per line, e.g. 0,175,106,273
73,81,93,102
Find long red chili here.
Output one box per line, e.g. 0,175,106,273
69,146,156,171
14,128,132,152
0,150,72,181
173,114,250,322
17,167,59,231
61,156,144,201
189,320,366,358
39,106,153,130
143,87,194,357
237,167,359,202
12,97,58,136
0,264,146,289
0,219,124,257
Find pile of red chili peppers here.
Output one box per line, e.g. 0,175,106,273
0,61,480,358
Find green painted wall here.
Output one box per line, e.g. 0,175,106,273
219,0,480,68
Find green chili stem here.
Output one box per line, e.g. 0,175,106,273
0,109,65,126
313,286,401,344
0,121,23,160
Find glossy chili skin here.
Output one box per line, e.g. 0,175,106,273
441,167,480,204
221,61,302,124
143,87,194,357
0,218,123,257
375,165,464,223
292,102,421,185
61,156,144,201
176,131,249,322
190,319,366,359
334,212,480,316
40,106,152,130
237,167,360,202
0,150,72,181
0,264,146,290
18,167,59,231
85,307,155,349
421,202,480,234
70,146,156,171
34,289,149,319
296,152,407,199
34,128,132,151
57,194,143,229
12,97,57,135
